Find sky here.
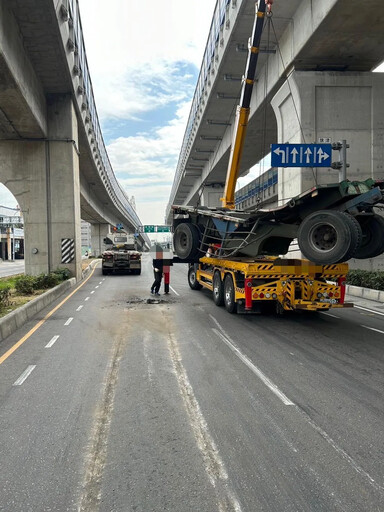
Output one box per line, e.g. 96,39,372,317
0,3,384,230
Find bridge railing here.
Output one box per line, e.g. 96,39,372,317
66,0,150,244
167,0,232,212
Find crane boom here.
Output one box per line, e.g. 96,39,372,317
222,0,270,209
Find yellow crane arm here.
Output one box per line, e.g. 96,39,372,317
221,2,270,209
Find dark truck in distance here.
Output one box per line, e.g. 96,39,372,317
102,233,141,275
172,178,384,265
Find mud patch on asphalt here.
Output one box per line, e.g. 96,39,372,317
124,296,178,308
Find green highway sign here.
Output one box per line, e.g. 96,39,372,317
141,225,171,233
156,225,171,232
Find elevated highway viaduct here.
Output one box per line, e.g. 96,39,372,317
0,0,149,279
166,0,384,238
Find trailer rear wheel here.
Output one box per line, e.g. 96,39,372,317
212,271,224,306
173,223,201,260
298,211,359,264
223,274,237,314
188,265,202,290
354,215,384,259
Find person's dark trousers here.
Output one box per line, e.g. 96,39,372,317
151,272,162,294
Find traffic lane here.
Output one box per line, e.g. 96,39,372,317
0,265,105,398
99,301,221,512
169,301,384,511
0,268,121,511
184,288,384,489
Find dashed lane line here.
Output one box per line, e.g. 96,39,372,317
45,335,60,348
0,264,99,366
361,325,384,335
13,365,36,386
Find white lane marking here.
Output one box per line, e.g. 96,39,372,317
99,281,102,285
13,365,36,386
85,297,90,301
95,286,99,289
321,312,338,318
64,317,73,326
76,305,84,312
210,315,294,406
361,325,384,335
354,305,384,317
297,408,383,493
169,285,180,296
90,291,95,294
167,327,243,511
45,335,60,348
212,327,294,406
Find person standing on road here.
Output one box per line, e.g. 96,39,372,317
151,258,163,296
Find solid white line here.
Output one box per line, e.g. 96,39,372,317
354,305,384,317
361,325,384,335
85,297,90,301
169,285,180,296
210,315,294,406
64,317,73,326
76,305,83,311
90,291,95,294
13,365,36,386
321,312,338,318
45,335,60,348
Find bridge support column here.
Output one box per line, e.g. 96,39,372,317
91,223,110,257
0,94,82,278
271,71,384,204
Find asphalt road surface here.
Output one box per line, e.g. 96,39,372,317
0,260,25,277
0,253,383,511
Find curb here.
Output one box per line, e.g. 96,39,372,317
346,284,384,303
0,278,76,342
0,260,100,343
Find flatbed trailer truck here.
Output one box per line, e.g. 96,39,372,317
187,256,351,314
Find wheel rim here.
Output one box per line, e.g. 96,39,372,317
190,270,196,285
308,223,337,253
225,280,233,307
213,275,220,299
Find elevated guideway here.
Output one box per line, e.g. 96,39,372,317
0,0,149,276
166,0,384,223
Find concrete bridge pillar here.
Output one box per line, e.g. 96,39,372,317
271,71,384,205
91,223,110,257
0,94,82,279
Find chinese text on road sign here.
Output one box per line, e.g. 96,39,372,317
271,144,332,167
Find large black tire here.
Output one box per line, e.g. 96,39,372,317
102,268,109,275
212,271,224,306
354,215,384,259
298,210,360,264
223,274,237,314
173,223,201,260
335,213,362,262
188,265,202,290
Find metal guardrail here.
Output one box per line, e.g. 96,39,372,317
167,0,232,213
65,0,150,245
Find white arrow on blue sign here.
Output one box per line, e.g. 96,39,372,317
271,143,332,167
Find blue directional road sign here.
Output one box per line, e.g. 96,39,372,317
271,143,332,167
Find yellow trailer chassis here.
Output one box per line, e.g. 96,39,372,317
188,257,352,314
